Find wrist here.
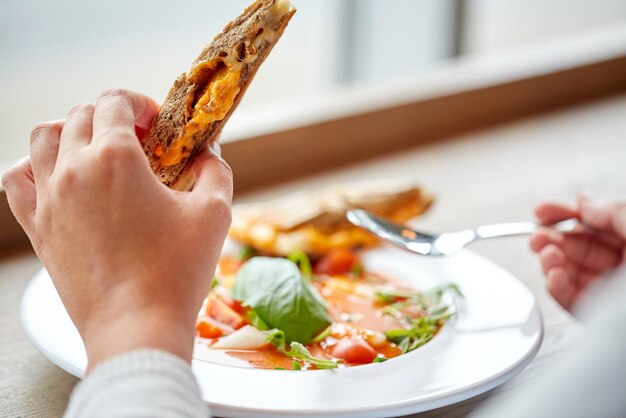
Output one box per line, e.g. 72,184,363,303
82,306,197,373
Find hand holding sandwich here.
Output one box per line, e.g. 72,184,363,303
2,89,233,371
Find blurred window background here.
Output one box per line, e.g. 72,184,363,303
1,0,626,162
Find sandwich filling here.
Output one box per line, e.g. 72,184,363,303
157,0,293,169
159,63,241,167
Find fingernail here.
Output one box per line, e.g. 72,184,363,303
209,141,222,157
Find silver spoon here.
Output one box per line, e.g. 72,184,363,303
346,209,578,257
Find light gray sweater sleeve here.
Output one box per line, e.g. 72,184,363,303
64,349,209,418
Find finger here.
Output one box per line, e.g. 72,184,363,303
1,157,36,234
58,103,94,156
92,89,159,144
530,229,621,273
29,120,64,189
560,234,621,273
535,202,578,224
578,194,626,245
577,194,616,231
546,267,580,311
530,228,562,253
539,244,566,273
191,146,233,205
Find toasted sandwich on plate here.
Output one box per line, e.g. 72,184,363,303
229,182,433,257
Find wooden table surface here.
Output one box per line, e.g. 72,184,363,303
2,93,625,417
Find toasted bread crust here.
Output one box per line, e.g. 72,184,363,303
142,0,295,190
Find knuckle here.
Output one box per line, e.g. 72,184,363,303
30,122,57,146
98,88,130,103
208,195,233,225
67,102,94,117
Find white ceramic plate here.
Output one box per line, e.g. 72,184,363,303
21,245,542,418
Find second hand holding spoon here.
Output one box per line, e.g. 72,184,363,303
346,209,578,257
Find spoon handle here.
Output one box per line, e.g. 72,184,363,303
474,219,578,240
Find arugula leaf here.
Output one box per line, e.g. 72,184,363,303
210,277,219,290
382,283,460,355
233,257,332,344
428,283,463,299
265,328,287,351
374,288,420,303
238,246,258,261
310,325,332,344
292,360,302,370
265,329,338,369
287,250,312,281
288,342,338,369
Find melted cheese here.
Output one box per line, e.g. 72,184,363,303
160,66,240,167
157,0,293,169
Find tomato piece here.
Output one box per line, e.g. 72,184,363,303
314,249,359,275
218,293,246,314
206,296,245,329
196,318,224,339
330,338,377,364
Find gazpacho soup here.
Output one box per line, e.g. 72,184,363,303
195,248,459,370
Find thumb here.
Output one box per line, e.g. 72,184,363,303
191,143,233,205
579,194,626,240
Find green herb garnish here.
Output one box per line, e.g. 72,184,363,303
238,246,258,261
232,257,331,344
372,356,388,363
246,308,269,330
374,288,420,303
292,360,302,370
383,283,461,354
350,262,364,277
265,329,338,369
310,325,332,344
289,342,338,369
287,250,312,282
210,277,219,289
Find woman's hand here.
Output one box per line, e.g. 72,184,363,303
2,89,233,371
530,195,626,310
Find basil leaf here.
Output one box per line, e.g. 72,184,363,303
233,257,332,344
247,308,269,331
